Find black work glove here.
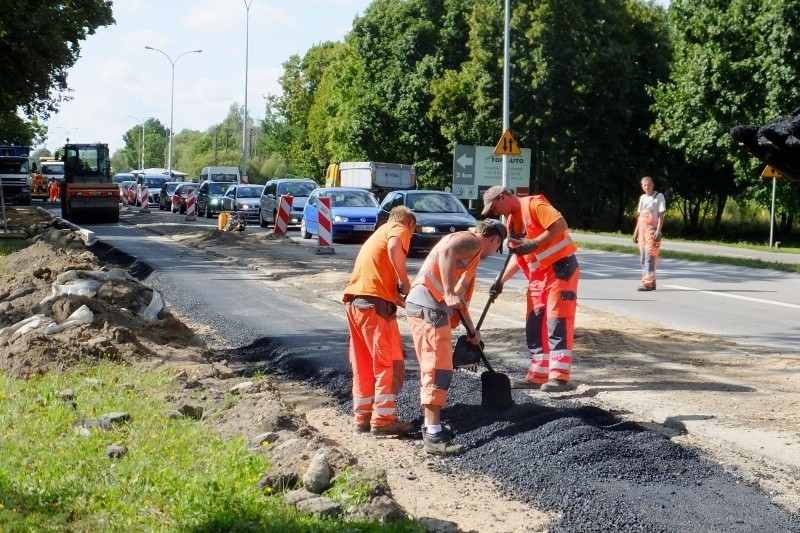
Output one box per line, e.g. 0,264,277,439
509,238,538,255
653,230,662,241
489,280,503,300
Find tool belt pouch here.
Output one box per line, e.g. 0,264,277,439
453,335,483,367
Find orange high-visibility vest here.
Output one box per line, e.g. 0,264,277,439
510,195,577,279
411,232,481,327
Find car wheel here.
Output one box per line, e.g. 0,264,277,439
259,209,268,227
300,217,311,239
205,203,212,219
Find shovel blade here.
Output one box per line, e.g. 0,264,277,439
481,370,514,409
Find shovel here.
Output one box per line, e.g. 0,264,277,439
455,309,514,410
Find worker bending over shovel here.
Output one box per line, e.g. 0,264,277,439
405,219,507,456
482,186,580,393
343,206,417,437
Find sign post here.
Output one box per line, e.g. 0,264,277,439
761,165,786,248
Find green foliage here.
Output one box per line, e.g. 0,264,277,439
0,1,114,143
0,363,421,532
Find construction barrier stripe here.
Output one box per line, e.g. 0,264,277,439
274,194,293,236
317,196,333,248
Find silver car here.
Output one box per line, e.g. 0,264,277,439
259,178,317,228
221,184,264,221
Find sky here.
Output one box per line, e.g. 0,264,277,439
42,0,373,155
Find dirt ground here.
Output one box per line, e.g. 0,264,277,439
2,206,799,531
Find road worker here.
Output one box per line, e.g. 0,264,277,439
342,206,417,437
632,176,666,291
405,219,507,455
48,178,60,203
482,186,580,393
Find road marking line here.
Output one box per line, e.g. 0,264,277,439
668,284,800,310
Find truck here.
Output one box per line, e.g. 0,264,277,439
0,145,32,206
58,143,119,223
324,161,416,200
30,157,64,202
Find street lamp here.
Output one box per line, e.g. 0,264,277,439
54,127,79,149
144,46,202,176
242,0,254,183
126,115,145,170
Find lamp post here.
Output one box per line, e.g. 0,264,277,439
54,127,79,150
144,46,202,177
242,0,254,183
501,0,510,189
126,115,145,170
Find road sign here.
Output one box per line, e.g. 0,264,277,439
493,129,521,156
761,165,786,179
452,144,531,200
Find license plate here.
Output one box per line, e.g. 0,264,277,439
354,225,374,231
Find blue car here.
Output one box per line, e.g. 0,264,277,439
301,187,380,242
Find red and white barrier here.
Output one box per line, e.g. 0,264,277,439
315,196,335,255
274,194,293,236
139,186,150,213
184,188,196,221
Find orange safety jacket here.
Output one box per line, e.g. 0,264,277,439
411,232,481,328
510,195,577,280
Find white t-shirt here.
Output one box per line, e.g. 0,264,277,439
637,192,666,223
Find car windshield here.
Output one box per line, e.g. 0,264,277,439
324,190,379,208
145,177,167,188
0,160,29,174
211,173,238,181
279,181,316,197
42,164,64,175
209,182,230,195
405,192,467,213
166,183,180,193
237,186,263,198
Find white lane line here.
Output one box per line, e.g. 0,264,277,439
667,284,800,310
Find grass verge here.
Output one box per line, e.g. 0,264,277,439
0,362,421,532
578,241,800,273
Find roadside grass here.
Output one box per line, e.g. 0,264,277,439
578,239,800,273
0,362,422,532
0,238,25,257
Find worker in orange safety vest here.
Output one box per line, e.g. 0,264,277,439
342,206,417,437
48,178,60,203
405,219,507,455
632,176,666,291
482,186,580,393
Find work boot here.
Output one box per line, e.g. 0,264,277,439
637,282,655,292
371,420,414,437
423,431,465,456
539,379,573,393
422,422,456,439
511,378,541,390
354,421,371,434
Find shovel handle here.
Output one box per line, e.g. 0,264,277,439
455,308,495,373
475,251,514,331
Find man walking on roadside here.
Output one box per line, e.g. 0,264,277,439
405,219,507,455
632,176,666,291
342,206,417,437
481,186,580,393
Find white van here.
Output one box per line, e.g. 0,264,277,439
200,166,241,184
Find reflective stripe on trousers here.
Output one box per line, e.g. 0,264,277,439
405,302,453,408
525,256,579,384
638,217,660,284
346,299,405,427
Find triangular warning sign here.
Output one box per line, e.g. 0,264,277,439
493,129,521,156
761,165,785,179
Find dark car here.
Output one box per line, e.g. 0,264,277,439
376,190,477,255
196,179,235,218
301,187,379,242
221,184,264,221
170,182,199,214
158,181,183,211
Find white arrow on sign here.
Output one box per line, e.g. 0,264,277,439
457,153,474,168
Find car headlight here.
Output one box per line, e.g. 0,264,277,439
237,203,250,210
333,215,349,223
416,225,436,234
211,198,220,205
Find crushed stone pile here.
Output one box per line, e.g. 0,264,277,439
0,226,203,378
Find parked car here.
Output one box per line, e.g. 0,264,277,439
376,190,477,255
158,181,183,211
197,179,235,218
118,180,136,206
221,184,265,221
170,182,199,214
301,187,379,242
259,178,317,228
135,174,169,207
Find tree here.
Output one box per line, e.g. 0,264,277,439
0,1,114,144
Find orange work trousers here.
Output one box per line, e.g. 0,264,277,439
49,183,60,202
637,213,660,285
345,297,405,428
525,255,579,384
405,302,453,408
